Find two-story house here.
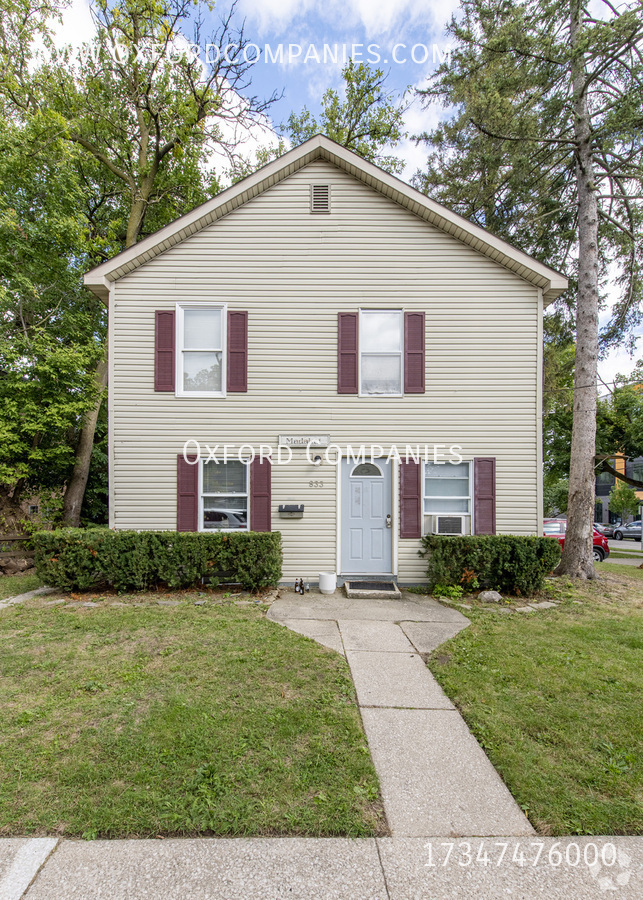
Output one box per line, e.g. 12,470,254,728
84,135,568,585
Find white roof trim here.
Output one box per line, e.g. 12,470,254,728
85,134,568,304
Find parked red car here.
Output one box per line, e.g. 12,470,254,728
543,519,610,562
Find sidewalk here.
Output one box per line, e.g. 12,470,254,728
2,835,641,898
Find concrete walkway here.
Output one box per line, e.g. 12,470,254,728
0,587,56,611
2,834,641,898
604,555,643,566
267,590,534,838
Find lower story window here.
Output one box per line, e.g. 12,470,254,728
201,459,248,530
423,461,471,533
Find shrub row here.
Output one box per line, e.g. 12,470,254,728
419,534,561,596
32,529,283,592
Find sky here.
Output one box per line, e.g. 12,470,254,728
54,0,641,385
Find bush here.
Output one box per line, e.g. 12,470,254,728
32,529,282,592
419,534,561,596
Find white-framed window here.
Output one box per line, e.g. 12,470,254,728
359,309,403,397
176,303,226,397
423,461,472,532
200,459,248,531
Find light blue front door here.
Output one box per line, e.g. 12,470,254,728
341,459,393,574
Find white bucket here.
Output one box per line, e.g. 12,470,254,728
318,572,336,595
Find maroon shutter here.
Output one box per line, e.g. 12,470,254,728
338,313,359,394
227,310,248,392
400,461,422,539
155,310,175,391
404,311,425,393
474,458,496,535
177,454,198,532
250,458,271,532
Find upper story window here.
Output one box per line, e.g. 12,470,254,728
176,304,226,397
359,310,403,396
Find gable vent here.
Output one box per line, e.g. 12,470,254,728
310,184,330,213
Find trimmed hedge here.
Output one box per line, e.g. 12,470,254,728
419,534,561,596
32,529,282,592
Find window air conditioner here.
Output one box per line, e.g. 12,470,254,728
431,515,468,536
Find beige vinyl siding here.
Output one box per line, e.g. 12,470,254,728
110,159,542,581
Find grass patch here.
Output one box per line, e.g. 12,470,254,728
0,573,41,601
428,568,643,836
0,590,385,838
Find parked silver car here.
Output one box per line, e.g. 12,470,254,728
613,520,642,541
593,522,615,538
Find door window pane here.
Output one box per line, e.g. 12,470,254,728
351,463,383,477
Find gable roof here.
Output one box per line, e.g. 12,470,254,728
85,134,568,304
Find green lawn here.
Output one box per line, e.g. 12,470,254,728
0,572,41,600
428,566,643,835
0,587,385,838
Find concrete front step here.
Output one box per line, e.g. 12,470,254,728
344,581,401,600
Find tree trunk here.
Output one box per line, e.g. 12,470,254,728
61,193,144,527
555,1,599,578
62,352,108,526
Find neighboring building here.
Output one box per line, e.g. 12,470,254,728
595,456,643,524
84,135,568,585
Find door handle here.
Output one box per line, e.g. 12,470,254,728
386,514,392,528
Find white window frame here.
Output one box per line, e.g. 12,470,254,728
176,302,227,398
358,308,404,398
422,460,472,535
199,458,249,533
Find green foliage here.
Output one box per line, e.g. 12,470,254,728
285,58,407,174
80,405,109,525
596,375,643,483
414,0,643,344
609,482,640,520
420,535,561,596
33,529,283,592
1,0,270,520
0,120,106,501
544,476,569,517
432,583,464,600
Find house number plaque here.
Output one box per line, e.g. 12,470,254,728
277,434,330,447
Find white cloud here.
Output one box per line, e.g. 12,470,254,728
238,0,460,37
52,0,96,50
598,344,640,389
396,79,448,181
